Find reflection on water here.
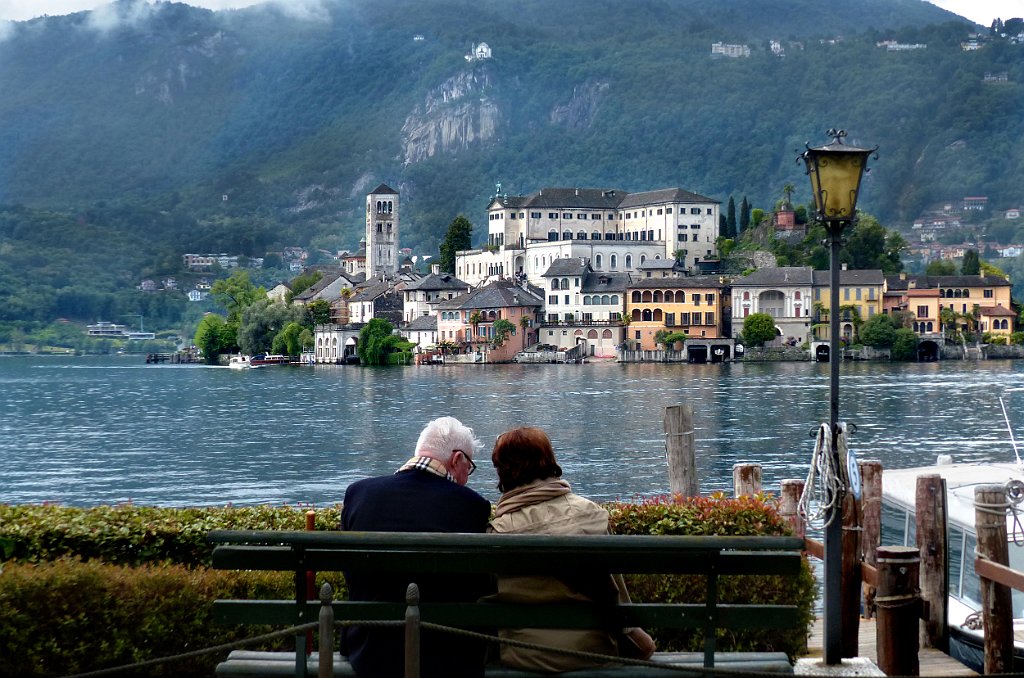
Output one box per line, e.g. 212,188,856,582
1,356,1022,507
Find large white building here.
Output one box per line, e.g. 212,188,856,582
456,186,720,287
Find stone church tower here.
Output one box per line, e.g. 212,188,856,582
365,183,399,277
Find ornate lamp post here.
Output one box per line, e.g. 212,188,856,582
800,129,876,665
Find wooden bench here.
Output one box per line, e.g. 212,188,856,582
208,530,807,677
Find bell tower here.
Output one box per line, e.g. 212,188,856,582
365,183,399,277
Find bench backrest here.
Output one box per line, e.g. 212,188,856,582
208,530,806,669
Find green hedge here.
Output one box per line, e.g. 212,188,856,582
0,497,815,675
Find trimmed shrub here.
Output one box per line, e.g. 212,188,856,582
607,494,816,660
0,504,341,567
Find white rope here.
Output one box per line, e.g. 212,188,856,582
798,423,849,528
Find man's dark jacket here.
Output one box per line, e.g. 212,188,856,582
340,468,491,678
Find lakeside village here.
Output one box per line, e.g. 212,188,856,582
134,183,1022,366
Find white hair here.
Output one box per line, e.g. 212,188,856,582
415,416,481,463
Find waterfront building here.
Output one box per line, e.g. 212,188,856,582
401,265,471,322
347,276,408,326
436,279,543,362
811,268,884,343
365,184,400,277
313,324,361,364
537,257,629,357
885,272,1014,338
457,186,720,288
399,314,438,354
625,277,730,350
291,269,363,307
731,266,814,345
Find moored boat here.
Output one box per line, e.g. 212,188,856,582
228,356,252,369
249,354,290,366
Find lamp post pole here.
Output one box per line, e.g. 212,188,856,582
824,221,845,665
800,129,877,666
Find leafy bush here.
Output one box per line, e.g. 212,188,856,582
0,504,341,567
890,328,920,361
0,559,310,678
1011,332,1024,345
606,494,816,660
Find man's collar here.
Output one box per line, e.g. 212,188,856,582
396,456,454,482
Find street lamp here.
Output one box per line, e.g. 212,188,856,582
800,128,876,665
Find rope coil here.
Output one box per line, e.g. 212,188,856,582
798,423,849,528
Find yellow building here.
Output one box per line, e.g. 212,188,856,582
625,277,729,349
885,273,1014,337
811,269,885,342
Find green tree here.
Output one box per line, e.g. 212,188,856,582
859,313,897,348
357,318,399,365
236,299,303,355
926,259,957,276
306,299,331,327
286,270,324,302
492,318,515,346
961,249,980,275
726,196,737,238
739,196,750,233
194,313,234,363
271,321,305,356
439,215,473,274
891,328,920,361
742,313,777,346
211,270,266,322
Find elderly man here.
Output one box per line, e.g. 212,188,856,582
340,416,491,678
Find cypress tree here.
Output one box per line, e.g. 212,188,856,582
726,196,737,237
740,196,750,232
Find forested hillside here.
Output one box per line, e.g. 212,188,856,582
0,0,1022,331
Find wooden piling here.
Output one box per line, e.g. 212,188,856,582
916,474,948,651
664,404,697,497
780,479,806,539
875,545,921,676
840,492,862,658
319,583,334,678
732,463,762,497
859,460,882,618
975,484,1013,674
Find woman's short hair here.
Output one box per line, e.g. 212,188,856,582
491,426,563,492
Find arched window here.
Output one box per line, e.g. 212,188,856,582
595,254,603,269
601,295,611,305
562,231,572,240
610,295,618,305
548,230,558,242
962,289,970,297
631,309,641,321
953,289,962,298
577,231,587,240
939,289,946,298
640,255,646,265
927,321,935,332
575,330,583,336
603,329,613,339
588,330,598,339
642,290,653,303
551,279,560,290
653,291,663,303
592,231,601,240
387,201,393,213
653,309,663,321
664,291,674,303
913,321,920,332
561,278,570,289
632,291,641,303
642,309,653,321
610,255,617,269
625,255,633,269
794,291,801,300
743,291,750,300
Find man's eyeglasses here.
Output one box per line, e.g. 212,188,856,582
454,449,477,476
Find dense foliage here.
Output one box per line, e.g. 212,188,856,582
0,0,1022,332
742,312,778,346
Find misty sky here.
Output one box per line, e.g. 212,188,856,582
0,0,1020,26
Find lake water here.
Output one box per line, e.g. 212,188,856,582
2,355,1023,508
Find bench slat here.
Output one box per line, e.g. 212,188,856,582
213,599,800,630
212,545,801,575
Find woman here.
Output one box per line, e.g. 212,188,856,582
488,426,655,672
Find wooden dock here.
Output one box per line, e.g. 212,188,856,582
806,618,977,676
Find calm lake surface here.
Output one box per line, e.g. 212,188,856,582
2,355,1023,507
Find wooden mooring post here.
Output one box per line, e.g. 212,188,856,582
664,404,697,497
780,479,805,539
859,460,882,618
733,463,761,497
875,545,921,676
975,484,1014,674
916,474,948,651
841,492,862,658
